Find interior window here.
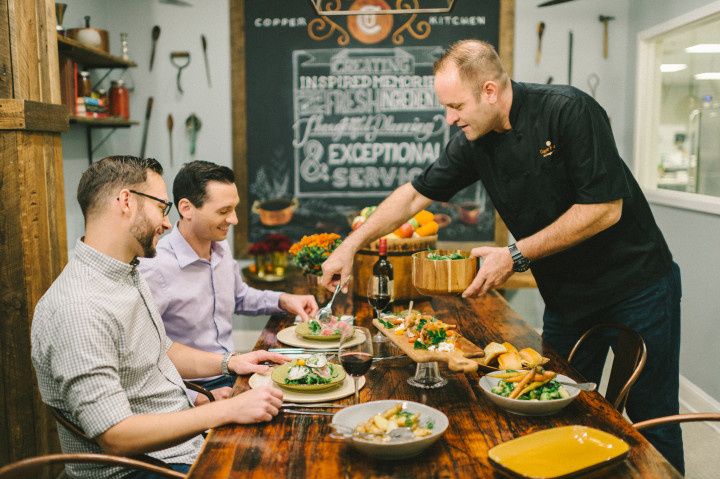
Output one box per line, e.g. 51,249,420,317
654,14,720,196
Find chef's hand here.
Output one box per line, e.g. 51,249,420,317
462,246,514,298
228,350,290,375
320,242,355,293
279,293,318,321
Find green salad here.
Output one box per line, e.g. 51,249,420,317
427,249,468,260
491,379,570,401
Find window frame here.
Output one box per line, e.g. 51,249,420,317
634,0,720,216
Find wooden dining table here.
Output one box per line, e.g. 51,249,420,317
187,271,680,478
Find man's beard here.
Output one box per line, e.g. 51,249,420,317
130,210,157,258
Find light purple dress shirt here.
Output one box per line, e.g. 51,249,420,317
138,225,283,381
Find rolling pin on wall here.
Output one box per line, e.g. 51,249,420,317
598,15,615,59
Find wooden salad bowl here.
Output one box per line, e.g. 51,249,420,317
411,250,478,296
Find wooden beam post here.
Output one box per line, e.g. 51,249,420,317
0,0,68,471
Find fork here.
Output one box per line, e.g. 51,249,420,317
317,275,352,323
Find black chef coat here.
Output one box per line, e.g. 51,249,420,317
412,81,672,320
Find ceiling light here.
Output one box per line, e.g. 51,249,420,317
694,72,720,80
660,64,687,72
685,43,720,53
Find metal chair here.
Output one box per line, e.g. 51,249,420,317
0,454,185,479
45,381,213,473
568,323,647,412
184,381,217,403
634,413,720,431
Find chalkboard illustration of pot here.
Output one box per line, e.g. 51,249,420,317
456,202,482,225
252,197,299,226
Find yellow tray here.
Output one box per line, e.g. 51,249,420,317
488,425,629,478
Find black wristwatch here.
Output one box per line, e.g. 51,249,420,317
508,243,531,272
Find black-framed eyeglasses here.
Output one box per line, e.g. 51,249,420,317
129,190,173,216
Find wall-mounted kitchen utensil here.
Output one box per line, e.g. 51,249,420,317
167,113,174,166
538,0,577,6
598,15,615,59
567,30,574,85
587,73,599,98
55,3,67,33
160,0,193,6
536,22,545,65
139,97,154,158
201,34,211,87
185,113,202,157
170,51,191,94
149,26,161,71
66,15,109,52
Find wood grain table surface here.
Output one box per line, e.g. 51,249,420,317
187,272,680,478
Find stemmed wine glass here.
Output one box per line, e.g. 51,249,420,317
339,326,373,404
367,275,393,344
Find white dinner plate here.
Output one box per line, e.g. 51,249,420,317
276,326,366,349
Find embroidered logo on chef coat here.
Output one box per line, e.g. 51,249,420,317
540,140,556,158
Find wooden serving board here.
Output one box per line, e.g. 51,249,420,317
372,318,484,373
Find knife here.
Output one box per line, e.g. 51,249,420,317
282,403,345,408
269,348,339,354
283,409,335,416
139,97,153,158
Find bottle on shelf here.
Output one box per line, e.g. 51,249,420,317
110,79,129,119
120,32,129,60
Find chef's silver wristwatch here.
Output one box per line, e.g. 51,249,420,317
221,351,237,375
508,243,531,272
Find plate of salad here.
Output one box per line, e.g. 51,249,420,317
271,353,346,392
479,370,580,416
295,316,354,341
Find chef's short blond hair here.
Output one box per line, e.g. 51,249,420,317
434,40,509,100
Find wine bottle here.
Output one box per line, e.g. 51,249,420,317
370,238,393,311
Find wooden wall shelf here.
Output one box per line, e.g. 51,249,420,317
57,35,136,68
69,115,138,128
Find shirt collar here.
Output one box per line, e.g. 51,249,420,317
168,223,226,269
478,81,526,145
508,80,525,130
74,238,137,284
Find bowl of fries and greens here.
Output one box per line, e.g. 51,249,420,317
331,400,448,459
479,369,581,416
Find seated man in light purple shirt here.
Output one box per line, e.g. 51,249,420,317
139,161,317,403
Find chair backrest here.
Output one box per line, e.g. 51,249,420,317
0,453,185,479
184,381,215,402
634,412,720,431
48,406,177,470
49,406,90,440
567,323,647,412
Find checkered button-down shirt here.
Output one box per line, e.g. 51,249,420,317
32,239,203,479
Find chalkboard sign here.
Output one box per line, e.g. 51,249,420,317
233,0,512,250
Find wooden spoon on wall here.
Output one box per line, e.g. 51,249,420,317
167,114,174,166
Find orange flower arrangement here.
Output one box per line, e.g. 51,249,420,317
289,233,342,275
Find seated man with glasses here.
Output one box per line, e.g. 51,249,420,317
139,160,318,403
31,156,288,479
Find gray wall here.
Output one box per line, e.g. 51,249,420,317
61,0,231,250
625,0,720,402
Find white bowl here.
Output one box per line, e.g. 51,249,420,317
331,400,448,459
479,372,581,416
